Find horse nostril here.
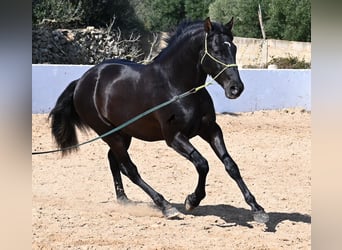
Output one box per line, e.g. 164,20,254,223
230,86,239,95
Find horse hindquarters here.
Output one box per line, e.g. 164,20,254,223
49,80,89,156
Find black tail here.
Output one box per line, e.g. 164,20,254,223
49,80,88,156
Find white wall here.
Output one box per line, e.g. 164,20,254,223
32,64,311,114
207,69,311,113
32,64,92,113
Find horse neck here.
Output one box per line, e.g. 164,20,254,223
152,33,207,89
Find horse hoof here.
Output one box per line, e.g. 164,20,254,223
163,207,181,219
184,195,195,211
117,196,133,205
253,211,269,223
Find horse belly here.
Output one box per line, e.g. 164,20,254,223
119,116,164,141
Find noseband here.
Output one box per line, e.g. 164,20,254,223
200,33,238,80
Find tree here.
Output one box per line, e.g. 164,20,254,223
132,0,214,32
32,0,85,27
208,0,268,38
208,0,310,41
265,0,311,41
184,0,214,20
33,0,144,32
233,0,268,38
139,0,186,31
208,0,236,24
76,0,144,31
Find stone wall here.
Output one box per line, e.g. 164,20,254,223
32,27,311,67
32,27,146,64
234,37,311,68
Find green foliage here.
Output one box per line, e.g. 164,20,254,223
140,0,186,31
184,0,214,20
33,0,144,32
265,0,311,42
234,0,268,38
78,0,115,27
208,0,268,38
32,0,311,42
208,0,310,42
134,0,213,31
267,56,311,69
32,0,84,27
208,0,236,24
80,0,143,31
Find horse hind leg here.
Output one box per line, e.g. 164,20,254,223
107,150,130,204
106,136,180,218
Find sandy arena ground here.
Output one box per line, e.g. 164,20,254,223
32,108,311,249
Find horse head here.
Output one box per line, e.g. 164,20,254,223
200,17,244,99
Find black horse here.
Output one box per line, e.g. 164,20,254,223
49,17,269,223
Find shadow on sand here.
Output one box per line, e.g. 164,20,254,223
173,203,311,232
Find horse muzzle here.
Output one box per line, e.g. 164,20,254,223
224,81,244,99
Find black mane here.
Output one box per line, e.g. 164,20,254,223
165,20,204,46
153,20,205,62
152,19,232,62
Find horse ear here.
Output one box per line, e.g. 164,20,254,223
226,17,234,31
204,17,212,33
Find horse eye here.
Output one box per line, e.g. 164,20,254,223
224,41,231,47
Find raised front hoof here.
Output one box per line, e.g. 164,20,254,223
253,211,269,223
163,206,181,219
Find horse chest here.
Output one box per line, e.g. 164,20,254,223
160,100,215,137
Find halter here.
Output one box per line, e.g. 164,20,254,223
200,33,238,80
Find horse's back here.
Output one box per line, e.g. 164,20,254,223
100,58,140,66
76,59,144,92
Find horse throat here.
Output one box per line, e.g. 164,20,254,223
158,37,206,89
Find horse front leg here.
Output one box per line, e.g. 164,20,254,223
200,123,269,223
168,132,209,211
